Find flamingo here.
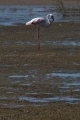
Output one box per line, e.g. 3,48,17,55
26,14,54,50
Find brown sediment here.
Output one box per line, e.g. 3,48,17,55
0,23,80,71
0,22,80,119
0,104,80,120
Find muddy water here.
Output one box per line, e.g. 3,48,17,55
0,68,80,108
0,5,80,26
1,40,80,47
0,22,80,108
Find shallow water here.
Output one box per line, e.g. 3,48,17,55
0,6,80,108
0,69,80,107
0,5,80,26
1,40,80,47
18,96,80,104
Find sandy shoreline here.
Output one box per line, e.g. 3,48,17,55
0,0,79,6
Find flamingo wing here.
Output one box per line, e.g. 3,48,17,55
26,17,46,26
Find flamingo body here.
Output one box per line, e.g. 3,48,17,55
26,17,46,26
26,14,54,49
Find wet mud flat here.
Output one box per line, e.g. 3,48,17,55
0,22,80,120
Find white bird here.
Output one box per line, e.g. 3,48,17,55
26,14,54,50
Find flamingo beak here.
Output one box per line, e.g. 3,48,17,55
51,16,54,22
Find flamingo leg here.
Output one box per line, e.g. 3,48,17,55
37,27,40,50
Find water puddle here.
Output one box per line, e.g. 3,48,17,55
46,40,80,46
46,72,80,78
0,5,80,26
1,40,80,47
0,96,80,108
18,96,80,104
0,69,80,108
8,70,80,92
16,40,80,46
9,75,28,78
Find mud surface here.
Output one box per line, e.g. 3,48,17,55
0,22,80,119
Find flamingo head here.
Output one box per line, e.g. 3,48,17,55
47,14,54,22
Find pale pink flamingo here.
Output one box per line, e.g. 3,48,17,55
26,14,54,50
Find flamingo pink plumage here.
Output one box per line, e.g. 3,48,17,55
26,14,54,50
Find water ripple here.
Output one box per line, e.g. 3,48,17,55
0,5,80,26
